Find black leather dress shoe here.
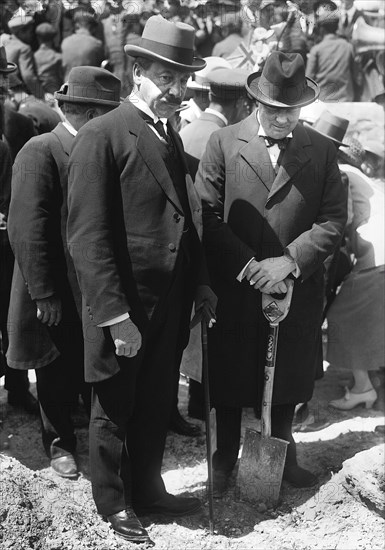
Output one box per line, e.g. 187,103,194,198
8,391,39,415
106,509,151,544
169,408,202,437
212,470,230,499
283,464,318,488
134,493,202,517
51,455,78,479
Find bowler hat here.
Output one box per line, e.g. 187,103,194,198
187,56,231,91
54,66,121,106
208,68,249,101
124,15,206,72
0,45,17,74
305,110,349,146
8,14,34,32
246,51,320,108
35,22,57,39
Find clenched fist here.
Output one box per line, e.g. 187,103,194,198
36,295,62,326
110,318,142,358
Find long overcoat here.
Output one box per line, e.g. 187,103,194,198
195,113,347,407
7,123,81,370
66,100,205,384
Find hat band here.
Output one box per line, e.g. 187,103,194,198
258,73,308,105
314,120,348,142
139,37,194,66
66,82,118,102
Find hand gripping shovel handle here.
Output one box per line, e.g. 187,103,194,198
261,279,294,438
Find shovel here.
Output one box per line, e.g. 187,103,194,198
237,278,294,508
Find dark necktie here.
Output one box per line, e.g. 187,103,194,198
263,136,290,150
139,111,173,149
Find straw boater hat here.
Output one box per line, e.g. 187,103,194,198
246,51,320,108
0,45,17,74
124,14,206,72
305,111,349,147
187,56,231,91
54,66,121,106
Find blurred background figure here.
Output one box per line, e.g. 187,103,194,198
327,136,384,410
34,22,63,96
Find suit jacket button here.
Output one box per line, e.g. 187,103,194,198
173,212,181,222
168,243,176,252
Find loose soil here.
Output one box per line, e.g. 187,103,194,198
1,358,384,550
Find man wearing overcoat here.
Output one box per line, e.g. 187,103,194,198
7,67,121,478
67,15,216,545
194,51,347,496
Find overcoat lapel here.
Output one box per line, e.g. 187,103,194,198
121,101,184,215
267,124,312,202
238,114,276,192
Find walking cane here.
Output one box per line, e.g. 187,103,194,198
191,304,216,534
201,318,215,534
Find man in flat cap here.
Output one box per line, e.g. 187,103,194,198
194,50,347,497
180,67,253,161
7,66,121,480
67,14,216,545
2,14,44,99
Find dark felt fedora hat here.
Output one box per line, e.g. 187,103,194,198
124,15,206,72
54,66,121,106
0,45,17,74
246,51,320,108
305,110,349,146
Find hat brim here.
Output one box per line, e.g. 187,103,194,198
54,92,120,107
246,73,320,108
0,62,18,74
124,44,206,73
303,121,348,147
187,80,210,90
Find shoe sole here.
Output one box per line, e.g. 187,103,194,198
113,530,153,544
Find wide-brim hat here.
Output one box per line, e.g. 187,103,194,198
124,14,206,72
54,66,121,106
187,56,231,91
304,110,349,147
0,45,17,74
252,26,275,42
246,51,320,108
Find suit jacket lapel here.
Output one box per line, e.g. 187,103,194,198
267,123,311,202
238,114,276,192
121,101,183,214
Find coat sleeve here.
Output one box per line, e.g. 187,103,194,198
285,142,348,281
8,138,62,300
67,122,131,325
195,131,256,282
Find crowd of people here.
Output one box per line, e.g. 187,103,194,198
0,0,384,546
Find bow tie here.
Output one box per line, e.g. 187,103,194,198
263,136,290,150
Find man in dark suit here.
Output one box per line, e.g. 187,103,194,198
7,67,121,479
194,51,347,497
61,11,104,80
67,15,216,545
337,0,366,40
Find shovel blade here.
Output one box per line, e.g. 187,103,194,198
237,428,288,508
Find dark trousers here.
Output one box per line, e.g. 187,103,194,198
213,404,297,474
35,316,90,459
89,252,194,516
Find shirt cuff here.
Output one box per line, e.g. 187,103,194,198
236,257,255,282
98,313,130,327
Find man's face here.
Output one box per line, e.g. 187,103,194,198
341,0,354,10
134,61,191,119
259,103,301,138
0,73,9,105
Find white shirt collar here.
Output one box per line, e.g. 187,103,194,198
62,119,77,136
257,110,293,139
128,93,167,126
205,107,228,126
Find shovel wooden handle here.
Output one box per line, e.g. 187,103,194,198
261,279,294,438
